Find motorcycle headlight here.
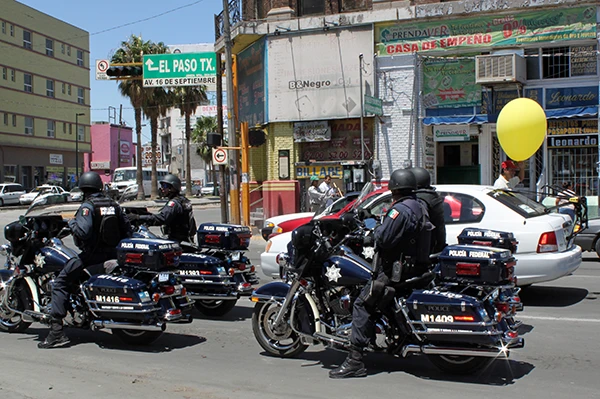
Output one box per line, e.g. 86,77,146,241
0,244,11,257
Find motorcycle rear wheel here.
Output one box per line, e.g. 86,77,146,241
112,329,163,345
252,302,308,358
428,354,492,374
0,285,33,333
194,299,237,317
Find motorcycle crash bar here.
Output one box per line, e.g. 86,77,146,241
91,320,166,332
401,339,524,358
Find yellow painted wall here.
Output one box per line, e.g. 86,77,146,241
265,122,300,181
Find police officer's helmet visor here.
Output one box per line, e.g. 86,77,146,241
160,182,172,190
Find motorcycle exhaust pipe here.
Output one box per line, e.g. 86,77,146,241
401,343,517,358
188,294,238,300
91,320,166,332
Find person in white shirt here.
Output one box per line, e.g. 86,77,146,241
318,175,338,207
308,175,329,212
493,160,525,190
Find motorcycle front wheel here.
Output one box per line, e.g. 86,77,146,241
428,354,492,374
112,329,163,345
0,284,33,333
194,299,237,317
251,302,308,358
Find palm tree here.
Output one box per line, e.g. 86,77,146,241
173,87,208,196
111,35,153,200
142,87,173,199
192,115,219,194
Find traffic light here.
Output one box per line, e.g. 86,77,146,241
248,128,266,147
106,63,143,79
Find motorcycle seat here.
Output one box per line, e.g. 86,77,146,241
395,271,435,291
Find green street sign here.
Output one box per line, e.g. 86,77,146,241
364,94,383,116
143,52,217,87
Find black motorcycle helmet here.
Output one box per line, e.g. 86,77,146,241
388,169,417,192
78,171,103,193
159,174,181,196
409,167,431,189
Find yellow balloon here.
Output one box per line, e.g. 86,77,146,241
496,98,547,161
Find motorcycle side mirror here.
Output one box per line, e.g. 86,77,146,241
19,215,26,225
364,218,377,230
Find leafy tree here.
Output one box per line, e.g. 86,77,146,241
111,35,152,200
174,87,208,196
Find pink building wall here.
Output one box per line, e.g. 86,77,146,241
84,123,134,184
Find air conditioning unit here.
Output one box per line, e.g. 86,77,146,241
475,54,526,84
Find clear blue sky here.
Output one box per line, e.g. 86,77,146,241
18,0,223,143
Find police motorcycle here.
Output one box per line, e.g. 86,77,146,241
123,207,255,317
250,217,524,374
0,198,181,345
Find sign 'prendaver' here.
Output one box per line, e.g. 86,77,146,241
143,52,217,87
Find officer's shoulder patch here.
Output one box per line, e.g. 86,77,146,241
168,201,176,207
82,208,90,216
387,209,399,219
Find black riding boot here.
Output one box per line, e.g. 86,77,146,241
38,318,70,349
329,347,367,379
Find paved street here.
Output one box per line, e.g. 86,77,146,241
0,206,598,398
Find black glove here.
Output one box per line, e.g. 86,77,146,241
127,213,140,221
363,235,374,247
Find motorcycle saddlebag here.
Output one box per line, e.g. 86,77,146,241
196,223,251,251
438,244,515,285
82,274,157,321
176,253,237,298
405,289,499,345
457,227,518,254
117,238,182,271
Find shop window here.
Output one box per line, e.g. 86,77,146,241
46,38,54,57
525,48,540,80
23,73,32,92
551,145,599,197
297,0,324,16
24,117,34,135
23,30,32,49
543,47,569,79
535,45,598,80
4,165,17,183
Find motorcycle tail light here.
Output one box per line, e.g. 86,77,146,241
237,263,246,271
495,302,510,314
199,270,213,275
456,262,480,276
507,330,519,339
471,241,492,247
229,268,235,276
250,265,255,273
163,251,182,266
180,287,187,296
152,293,161,303
454,315,475,322
125,253,143,264
205,234,221,244
168,309,181,316
299,279,308,287
119,296,133,302
160,285,175,295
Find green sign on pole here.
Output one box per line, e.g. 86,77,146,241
143,52,217,87
364,94,383,116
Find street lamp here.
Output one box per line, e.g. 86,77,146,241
75,112,85,181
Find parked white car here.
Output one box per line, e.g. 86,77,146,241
261,185,581,286
0,183,26,206
200,182,219,196
20,185,68,205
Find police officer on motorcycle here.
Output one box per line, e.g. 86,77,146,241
410,166,447,253
129,174,196,243
329,169,432,378
39,171,132,349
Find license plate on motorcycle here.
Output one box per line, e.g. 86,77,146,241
158,272,170,282
231,251,241,261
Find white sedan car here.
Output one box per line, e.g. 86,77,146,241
20,185,68,205
260,185,581,286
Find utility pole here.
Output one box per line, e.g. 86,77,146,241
117,104,123,168
222,0,240,224
359,53,365,163
216,53,229,223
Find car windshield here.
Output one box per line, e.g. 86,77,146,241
488,189,548,218
113,170,136,182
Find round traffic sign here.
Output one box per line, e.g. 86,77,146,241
213,148,227,165
97,60,109,72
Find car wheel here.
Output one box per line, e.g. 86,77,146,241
594,237,600,258
0,199,4,207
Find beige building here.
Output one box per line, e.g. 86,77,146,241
0,0,90,189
